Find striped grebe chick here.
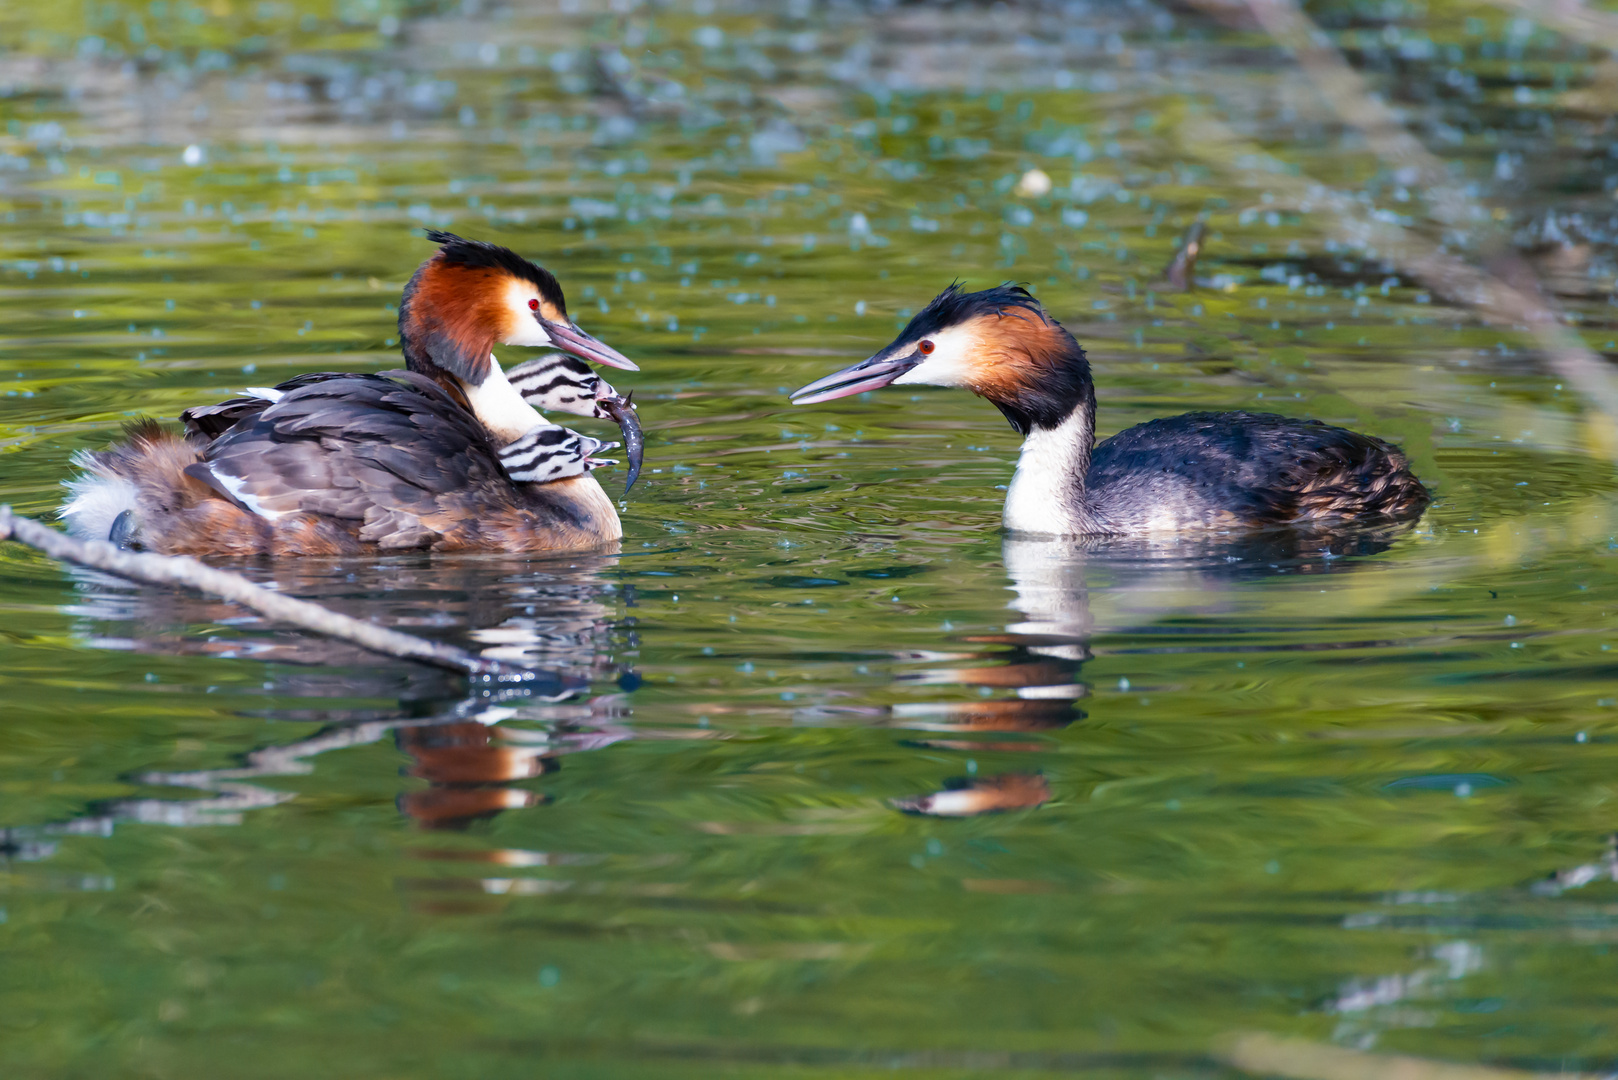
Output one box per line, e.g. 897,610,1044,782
791,284,1429,535
62,231,644,556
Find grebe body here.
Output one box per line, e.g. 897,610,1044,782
792,284,1427,536
62,233,642,556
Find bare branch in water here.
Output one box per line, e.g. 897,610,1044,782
1162,220,1206,291
0,505,535,682
1219,1030,1598,1080
1223,0,1618,452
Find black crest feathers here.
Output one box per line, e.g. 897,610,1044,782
399,231,567,385
902,281,1048,343
421,230,567,313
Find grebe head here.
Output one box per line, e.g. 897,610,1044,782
398,230,638,443
400,230,638,381
496,423,621,485
790,283,1092,435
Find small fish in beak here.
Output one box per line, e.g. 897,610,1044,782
600,391,643,493
507,354,645,494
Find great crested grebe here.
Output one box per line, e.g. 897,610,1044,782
62,231,644,556
791,284,1429,535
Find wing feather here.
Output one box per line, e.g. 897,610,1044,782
200,372,511,540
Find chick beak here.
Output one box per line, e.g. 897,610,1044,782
789,345,923,405
543,319,640,371
600,391,643,494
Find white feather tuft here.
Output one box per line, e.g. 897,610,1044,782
59,454,140,541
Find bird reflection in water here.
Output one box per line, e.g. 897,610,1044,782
881,526,1416,817
395,698,636,829
2,553,638,869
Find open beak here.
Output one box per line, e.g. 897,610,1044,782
544,319,639,371
789,346,922,405
600,392,643,494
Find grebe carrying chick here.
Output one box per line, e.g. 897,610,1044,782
62,231,644,555
792,284,1428,535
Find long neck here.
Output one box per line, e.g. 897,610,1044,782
459,356,548,444
1002,396,1096,535
400,272,546,443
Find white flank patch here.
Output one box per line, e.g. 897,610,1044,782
59,462,139,541
242,386,284,402
1003,409,1090,535
212,468,288,521
464,355,548,443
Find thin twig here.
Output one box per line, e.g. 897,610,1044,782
1243,0,1473,229
1479,0,1618,55
0,505,534,682
1231,0,1618,451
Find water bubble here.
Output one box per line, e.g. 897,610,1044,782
1014,168,1052,198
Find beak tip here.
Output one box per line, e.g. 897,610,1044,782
548,321,640,371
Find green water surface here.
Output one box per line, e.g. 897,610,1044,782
4,1,1618,1076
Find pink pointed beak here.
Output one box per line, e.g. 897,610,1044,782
790,345,923,404
543,319,639,371
546,318,640,374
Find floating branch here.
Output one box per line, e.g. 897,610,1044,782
0,505,534,682
1218,1031,1599,1080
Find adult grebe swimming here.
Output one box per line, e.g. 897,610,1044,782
62,231,645,555
791,284,1428,535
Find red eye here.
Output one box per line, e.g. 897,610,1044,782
528,298,540,312
918,339,935,355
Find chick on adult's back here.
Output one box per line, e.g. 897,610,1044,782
61,232,644,555
790,284,1428,536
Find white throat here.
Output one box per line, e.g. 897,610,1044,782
1003,409,1091,535
464,355,548,443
